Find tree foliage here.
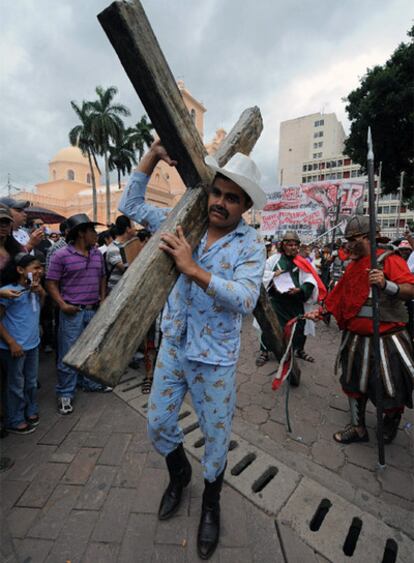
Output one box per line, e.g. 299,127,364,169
344,26,413,202
128,115,154,159
68,101,100,221
108,131,137,190
69,85,154,223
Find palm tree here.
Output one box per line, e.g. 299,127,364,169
108,130,137,190
88,86,130,224
128,115,154,160
68,101,101,222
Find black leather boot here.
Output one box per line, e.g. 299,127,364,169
158,443,192,520
197,468,225,560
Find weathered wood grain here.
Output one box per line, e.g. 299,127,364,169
97,0,210,188
64,0,284,386
253,286,284,360
64,109,265,385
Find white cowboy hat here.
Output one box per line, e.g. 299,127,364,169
205,153,267,210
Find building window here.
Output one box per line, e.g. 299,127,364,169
390,206,397,213
314,119,324,127
313,163,318,170
337,159,343,166
307,165,312,171
303,165,307,172
383,206,390,214
351,170,358,177
343,171,350,178
67,170,75,181
313,131,324,138
337,172,343,179
190,109,196,122
344,158,351,166
319,162,325,169
86,173,91,184
302,177,307,183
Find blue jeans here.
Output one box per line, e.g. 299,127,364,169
56,309,103,398
0,346,39,428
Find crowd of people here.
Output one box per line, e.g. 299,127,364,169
0,197,154,435
1,139,413,559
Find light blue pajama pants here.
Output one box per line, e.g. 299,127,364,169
147,337,237,482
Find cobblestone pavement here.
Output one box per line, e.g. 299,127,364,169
1,319,413,562
234,319,414,514
1,354,286,563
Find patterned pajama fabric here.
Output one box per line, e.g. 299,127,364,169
120,171,266,483
148,337,237,482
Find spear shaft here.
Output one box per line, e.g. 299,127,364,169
367,127,385,468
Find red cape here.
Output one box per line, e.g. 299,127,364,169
293,255,327,302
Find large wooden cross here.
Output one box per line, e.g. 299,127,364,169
64,0,284,386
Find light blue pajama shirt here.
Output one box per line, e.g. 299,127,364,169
119,172,265,480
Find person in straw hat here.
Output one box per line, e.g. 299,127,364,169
119,139,267,559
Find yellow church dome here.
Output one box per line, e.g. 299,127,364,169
50,146,89,166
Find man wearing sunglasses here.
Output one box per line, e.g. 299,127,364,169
119,139,266,559
325,215,414,447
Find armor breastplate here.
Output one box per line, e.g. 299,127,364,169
357,293,409,323
356,250,408,323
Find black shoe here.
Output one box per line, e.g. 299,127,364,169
383,413,402,444
197,468,225,560
158,444,192,520
6,424,36,435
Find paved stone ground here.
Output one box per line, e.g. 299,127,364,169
0,353,288,563
1,319,413,562
235,319,414,513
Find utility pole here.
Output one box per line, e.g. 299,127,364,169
396,171,405,239
375,161,382,212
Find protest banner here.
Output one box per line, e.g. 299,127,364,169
261,180,365,240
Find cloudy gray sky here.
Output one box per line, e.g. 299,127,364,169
1,0,412,194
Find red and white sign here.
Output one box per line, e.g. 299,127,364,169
261,180,365,240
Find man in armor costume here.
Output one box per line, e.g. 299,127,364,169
325,215,414,445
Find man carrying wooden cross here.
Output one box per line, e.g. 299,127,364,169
119,139,267,560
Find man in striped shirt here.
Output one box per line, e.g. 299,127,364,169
46,214,111,415
105,215,136,292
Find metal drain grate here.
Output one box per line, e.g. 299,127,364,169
115,382,300,515
114,373,413,560
279,479,413,562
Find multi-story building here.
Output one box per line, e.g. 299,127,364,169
362,191,414,240
277,111,413,240
278,112,346,185
301,155,363,184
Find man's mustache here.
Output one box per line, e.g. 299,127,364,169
209,205,229,219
